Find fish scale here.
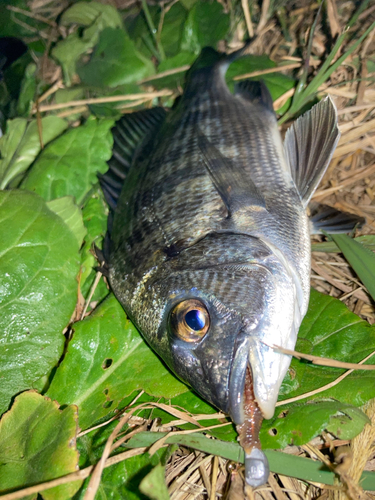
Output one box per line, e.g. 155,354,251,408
102,46,361,487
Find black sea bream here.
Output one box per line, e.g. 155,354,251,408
101,46,360,486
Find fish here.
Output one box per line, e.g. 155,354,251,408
100,45,364,487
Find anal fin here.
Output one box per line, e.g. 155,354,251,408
309,202,365,234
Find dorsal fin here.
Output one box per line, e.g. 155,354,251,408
198,130,266,216
99,107,167,210
234,80,274,113
284,96,340,207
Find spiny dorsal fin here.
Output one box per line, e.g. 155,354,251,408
99,107,166,210
198,130,266,216
284,96,340,207
234,80,274,113
309,202,365,234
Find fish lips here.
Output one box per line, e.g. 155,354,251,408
229,331,291,424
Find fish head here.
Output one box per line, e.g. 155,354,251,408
146,232,300,424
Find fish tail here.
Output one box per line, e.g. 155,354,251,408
186,39,255,87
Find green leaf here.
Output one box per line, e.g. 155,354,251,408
77,28,155,88
47,295,188,430
52,33,94,87
312,235,375,253
330,234,375,301
53,1,123,86
278,288,375,406
181,1,230,54
16,63,37,116
0,116,68,189
0,190,80,415
139,464,170,500
326,405,370,440
0,391,80,500
21,117,114,204
60,1,122,28
80,186,109,301
125,431,375,490
260,401,369,449
159,3,188,58
46,196,87,248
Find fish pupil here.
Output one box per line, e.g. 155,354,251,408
185,310,205,331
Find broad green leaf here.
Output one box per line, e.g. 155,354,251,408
326,405,370,440
260,401,369,449
47,295,188,430
125,431,375,490
53,2,123,86
16,63,37,116
0,391,80,500
22,117,114,204
46,196,87,248
0,116,67,189
61,1,122,28
139,464,170,500
52,33,94,86
159,3,188,58
0,190,80,415
80,186,109,302
278,288,375,405
331,234,375,301
180,1,229,54
77,28,155,88
312,235,375,253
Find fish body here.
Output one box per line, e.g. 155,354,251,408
102,47,350,485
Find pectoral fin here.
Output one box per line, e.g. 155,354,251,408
100,107,166,210
198,130,266,216
284,96,340,207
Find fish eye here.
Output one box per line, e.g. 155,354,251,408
170,299,210,342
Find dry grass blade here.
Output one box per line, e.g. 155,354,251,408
276,349,375,407
233,63,301,81
210,455,219,500
311,262,371,304
33,91,173,113
138,65,191,84
269,345,375,370
241,0,254,38
83,406,143,500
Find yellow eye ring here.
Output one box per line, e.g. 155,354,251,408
170,299,210,343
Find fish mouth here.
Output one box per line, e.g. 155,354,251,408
229,337,271,487
229,336,287,423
